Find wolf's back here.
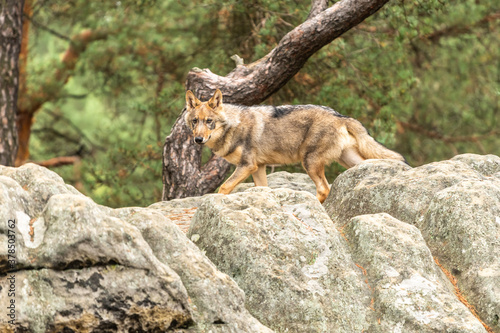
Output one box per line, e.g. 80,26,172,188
346,119,405,162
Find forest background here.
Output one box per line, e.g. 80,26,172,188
19,0,499,207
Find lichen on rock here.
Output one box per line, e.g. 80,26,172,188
1,154,499,332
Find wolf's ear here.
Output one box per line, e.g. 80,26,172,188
208,89,223,109
186,90,200,109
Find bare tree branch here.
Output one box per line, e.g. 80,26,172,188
186,0,390,104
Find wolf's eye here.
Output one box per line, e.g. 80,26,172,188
206,118,213,124
192,118,198,125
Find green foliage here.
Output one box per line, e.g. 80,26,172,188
27,0,499,207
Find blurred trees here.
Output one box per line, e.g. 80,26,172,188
18,0,499,207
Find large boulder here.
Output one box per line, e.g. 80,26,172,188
112,206,271,332
324,154,500,332
187,183,489,332
423,180,500,331
2,154,498,332
5,267,192,332
188,187,373,332
0,163,271,332
344,213,486,332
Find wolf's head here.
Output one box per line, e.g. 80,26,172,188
184,89,226,145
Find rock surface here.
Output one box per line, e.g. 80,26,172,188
188,187,373,332
1,154,499,332
325,154,500,332
0,163,271,332
148,196,204,233
233,170,317,195
112,206,270,332
345,213,486,332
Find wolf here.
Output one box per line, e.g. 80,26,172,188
185,89,405,203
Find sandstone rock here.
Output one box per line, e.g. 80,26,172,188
424,180,500,331
1,189,192,331
188,187,373,332
324,154,500,332
148,195,207,233
0,164,271,333
148,172,318,234
344,213,487,332
324,159,480,228
0,163,82,216
2,155,499,332
149,195,206,210
450,154,500,176
233,170,317,196
113,206,273,332
1,267,192,332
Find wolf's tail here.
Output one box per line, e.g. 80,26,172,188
346,118,406,162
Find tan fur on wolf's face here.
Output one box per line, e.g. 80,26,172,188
184,90,223,145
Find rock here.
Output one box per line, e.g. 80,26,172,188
2,155,499,332
344,213,487,332
188,187,373,332
424,180,500,331
148,172,318,234
149,195,206,210
450,154,500,176
148,195,206,233
0,163,82,216
233,170,317,196
0,164,271,332
0,183,192,331
113,206,273,332
324,159,480,228
4,267,192,332
16,194,177,275
324,154,500,332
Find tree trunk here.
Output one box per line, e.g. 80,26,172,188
162,0,389,200
0,0,24,166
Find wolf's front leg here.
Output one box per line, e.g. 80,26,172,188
218,164,259,194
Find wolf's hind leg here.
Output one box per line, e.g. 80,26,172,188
219,164,259,195
339,148,365,169
303,159,330,203
252,165,268,187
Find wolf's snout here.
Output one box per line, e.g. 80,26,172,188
194,137,204,144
